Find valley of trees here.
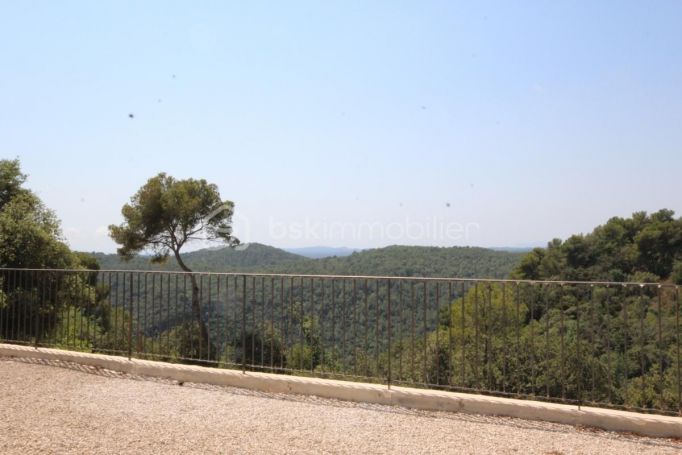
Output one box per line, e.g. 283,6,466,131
1,159,680,414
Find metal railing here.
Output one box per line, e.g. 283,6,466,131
0,268,680,416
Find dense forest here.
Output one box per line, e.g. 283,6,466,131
414,209,682,412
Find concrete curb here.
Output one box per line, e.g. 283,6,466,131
1,343,680,439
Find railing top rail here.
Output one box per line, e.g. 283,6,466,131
0,267,678,288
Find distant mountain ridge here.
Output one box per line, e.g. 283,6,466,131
89,243,523,279
283,246,360,259
489,246,536,253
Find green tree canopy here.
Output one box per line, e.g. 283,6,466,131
0,159,76,269
0,158,28,210
109,172,239,269
512,210,682,283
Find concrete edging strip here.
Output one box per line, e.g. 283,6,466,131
1,343,680,438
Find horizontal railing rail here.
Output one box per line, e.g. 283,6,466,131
0,268,679,416
0,267,677,287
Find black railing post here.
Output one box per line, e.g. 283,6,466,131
34,270,40,349
0,270,4,344
675,286,682,416
242,274,246,374
128,272,133,360
576,284,582,410
657,285,663,411
387,279,391,389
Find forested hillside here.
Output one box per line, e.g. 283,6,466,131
90,244,523,279
513,209,682,284
92,243,307,271
271,245,522,278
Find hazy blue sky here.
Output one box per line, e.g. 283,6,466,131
2,1,681,252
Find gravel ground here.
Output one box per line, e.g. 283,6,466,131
0,357,680,454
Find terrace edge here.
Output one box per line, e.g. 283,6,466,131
1,343,679,439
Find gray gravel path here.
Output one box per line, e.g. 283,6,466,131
0,357,680,454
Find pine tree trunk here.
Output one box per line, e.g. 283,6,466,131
174,251,215,361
